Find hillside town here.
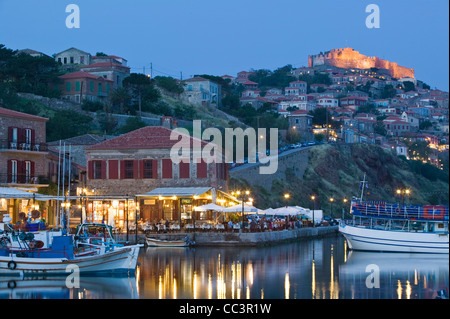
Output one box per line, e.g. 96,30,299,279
0,45,449,231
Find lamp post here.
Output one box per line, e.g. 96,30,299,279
329,197,334,219
233,190,251,229
396,188,411,215
342,198,348,220
284,193,290,208
311,195,316,227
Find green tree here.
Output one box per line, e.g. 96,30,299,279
123,73,160,115
111,87,131,113
46,110,93,141
117,116,147,134
402,81,415,92
154,76,184,95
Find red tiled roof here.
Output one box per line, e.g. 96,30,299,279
81,62,130,69
59,71,113,81
0,106,48,122
289,110,311,116
86,126,209,151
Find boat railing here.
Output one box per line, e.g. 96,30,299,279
0,247,72,260
351,200,449,221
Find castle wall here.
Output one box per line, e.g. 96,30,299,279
308,48,414,79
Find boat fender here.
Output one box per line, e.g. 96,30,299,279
7,280,16,289
7,260,17,270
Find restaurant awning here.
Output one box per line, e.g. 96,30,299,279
136,187,212,197
194,203,225,212
0,187,36,199
223,204,259,213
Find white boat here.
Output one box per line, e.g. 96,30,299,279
146,236,194,247
0,235,141,276
339,200,449,254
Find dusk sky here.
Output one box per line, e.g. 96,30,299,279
0,0,448,90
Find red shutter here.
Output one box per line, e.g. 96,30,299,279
133,160,139,179
162,159,172,179
109,160,118,179
7,160,12,183
17,161,24,183
31,161,35,178
120,160,125,179
179,160,190,179
18,128,24,144
88,161,94,180
140,160,145,179
7,127,13,143
31,129,36,145
152,160,158,179
101,161,107,179
197,160,207,179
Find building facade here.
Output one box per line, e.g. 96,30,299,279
54,47,91,66
58,71,113,103
181,77,222,107
0,107,50,189
85,126,228,224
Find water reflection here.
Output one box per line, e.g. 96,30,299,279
0,235,447,299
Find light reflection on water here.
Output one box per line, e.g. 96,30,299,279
0,235,448,299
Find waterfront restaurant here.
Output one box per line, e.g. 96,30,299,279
84,125,229,228
136,187,238,224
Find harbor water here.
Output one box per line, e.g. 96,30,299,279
0,234,448,299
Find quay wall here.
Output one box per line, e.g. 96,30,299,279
118,226,339,246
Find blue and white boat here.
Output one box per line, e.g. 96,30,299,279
339,200,449,254
0,223,142,276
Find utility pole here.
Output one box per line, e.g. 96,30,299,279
150,63,153,78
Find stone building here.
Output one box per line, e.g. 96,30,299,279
181,77,222,107
80,56,130,89
58,71,113,103
0,107,51,189
54,47,91,66
85,126,229,224
287,110,314,142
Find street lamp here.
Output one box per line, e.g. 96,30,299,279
329,197,334,219
311,195,316,227
234,190,251,229
284,193,290,208
342,198,348,220
396,188,411,205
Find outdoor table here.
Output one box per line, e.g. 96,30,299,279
170,224,180,231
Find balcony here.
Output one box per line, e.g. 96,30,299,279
0,139,48,153
0,173,48,187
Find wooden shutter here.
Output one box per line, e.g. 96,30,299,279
88,161,94,180
140,160,145,179
120,160,126,179
162,159,172,179
30,161,35,178
31,129,36,145
7,127,13,143
7,160,12,183
179,160,190,179
152,159,158,179
101,161,107,179
133,160,139,179
109,160,118,179
197,160,207,179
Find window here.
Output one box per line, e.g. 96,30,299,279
179,161,190,179
98,83,102,93
24,161,31,183
80,56,85,64
9,160,18,183
70,57,74,64
93,161,103,179
143,160,153,179
64,57,67,64
58,58,62,63
124,160,134,179
90,81,94,92
24,129,32,145
66,82,71,92
75,81,80,91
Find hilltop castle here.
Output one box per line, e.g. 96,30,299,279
308,48,414,79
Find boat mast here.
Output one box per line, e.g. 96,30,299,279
360,173,367,201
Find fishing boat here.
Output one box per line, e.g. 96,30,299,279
339,199,449,253
0,235,142,276
146,236,194,247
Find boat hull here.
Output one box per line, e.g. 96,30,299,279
0,245,142,276
339,223,449,254
146,238,188,247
